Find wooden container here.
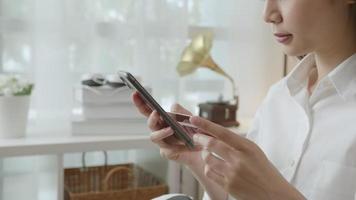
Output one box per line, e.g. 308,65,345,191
64,162,168,200
198,102,239,127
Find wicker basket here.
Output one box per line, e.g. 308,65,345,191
64,152,168,200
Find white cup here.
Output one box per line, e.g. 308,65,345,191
0,96,30,138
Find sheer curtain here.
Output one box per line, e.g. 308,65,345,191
0,0,283,128
0,0,284,199
18,0,189,134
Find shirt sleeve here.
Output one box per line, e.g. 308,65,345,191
246,81,278,144
246,104,263,144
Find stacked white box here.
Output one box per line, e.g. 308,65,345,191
72,85,151,136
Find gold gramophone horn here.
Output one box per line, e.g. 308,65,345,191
177,32,237,100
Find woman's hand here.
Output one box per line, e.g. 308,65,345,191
132,91,202,166
190,116,306,200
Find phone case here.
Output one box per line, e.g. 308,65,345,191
118,71,195,149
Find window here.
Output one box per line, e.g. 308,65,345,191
0,0,284,120
0,1,284,199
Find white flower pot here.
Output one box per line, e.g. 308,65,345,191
0,96,30,138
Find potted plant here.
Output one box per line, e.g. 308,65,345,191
0,75,34,138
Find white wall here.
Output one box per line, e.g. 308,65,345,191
230,1,284,118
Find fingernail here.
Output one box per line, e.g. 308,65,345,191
152,110,159,116
163,126,173,133
152,127,172,136
151,127,173,140
190,116,201,126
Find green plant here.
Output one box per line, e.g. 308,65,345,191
0,75,34,96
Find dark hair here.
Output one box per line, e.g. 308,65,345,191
351,3,356,31
353,6,356,30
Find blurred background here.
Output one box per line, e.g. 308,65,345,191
0,0,290,199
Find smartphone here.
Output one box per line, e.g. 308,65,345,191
118,71,196,149
167,112,199,138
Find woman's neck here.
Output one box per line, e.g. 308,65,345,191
308,32,356,94
314,50,355,81
308,51,355,95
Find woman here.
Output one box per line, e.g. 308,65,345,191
133,0,356,199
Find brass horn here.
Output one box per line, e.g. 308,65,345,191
176,32,237,102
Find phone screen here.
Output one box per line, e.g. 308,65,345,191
118,71,195,149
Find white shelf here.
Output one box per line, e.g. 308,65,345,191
0,118,252,200
0,116,252,158
0,135,154,157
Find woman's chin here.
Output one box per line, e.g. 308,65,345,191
281,46,310,57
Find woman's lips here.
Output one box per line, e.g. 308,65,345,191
274,33,293,44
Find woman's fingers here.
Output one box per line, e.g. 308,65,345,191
150,127,174,142
193,134,234,162
190,116,250,151
150,128,186,148
204,164,226,187
160,148,180,160
201,150,229,172
147,110,165,131
160,147,190,160
132,91,152,117
202,151,229,190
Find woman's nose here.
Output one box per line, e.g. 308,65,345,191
263,0,282,24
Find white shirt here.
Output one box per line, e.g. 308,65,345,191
203,53,356,200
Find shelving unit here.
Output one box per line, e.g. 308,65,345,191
0,135,154,200
0,135,154,157
0,118,251,200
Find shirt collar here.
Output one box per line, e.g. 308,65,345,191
328,53,356,100
286,53,356,100
286,54,316,96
